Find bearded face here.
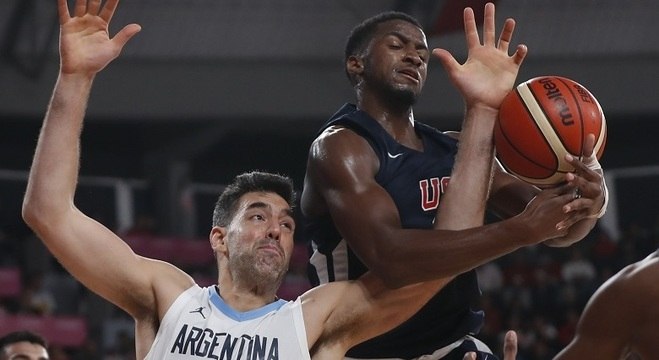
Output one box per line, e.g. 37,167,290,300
219,192,295,293
362,58,420,108
226,235,289,289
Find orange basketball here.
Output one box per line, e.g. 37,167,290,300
494,76,607,187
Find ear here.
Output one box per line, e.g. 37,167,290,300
346,55,364,80
209,226,228,255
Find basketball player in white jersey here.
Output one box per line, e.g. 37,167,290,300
22,0,588,358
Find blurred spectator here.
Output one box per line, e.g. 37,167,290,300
47,345,70,360
529,268,560,317
560,248,596,284
0,330,49,360
476,262,504,294
0,228,18,267
19,272,56,316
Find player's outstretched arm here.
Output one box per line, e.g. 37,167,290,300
303,273,451,358
22,0,191,318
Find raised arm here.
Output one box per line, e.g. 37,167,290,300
22,0,192,319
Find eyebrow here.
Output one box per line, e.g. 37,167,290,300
246,201,294,219
385,31,428,50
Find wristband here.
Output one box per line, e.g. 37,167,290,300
581,156,607,218
582,155,602,172
588,177,608,219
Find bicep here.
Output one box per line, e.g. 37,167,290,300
306,131,404,266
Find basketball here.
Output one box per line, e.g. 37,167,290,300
494,76,607,187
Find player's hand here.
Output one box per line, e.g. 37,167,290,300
562,133,606,219
518,183,589,244
58,0,141,76
431,2,527,111
463,331,518,360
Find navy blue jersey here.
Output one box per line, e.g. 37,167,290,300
305,103,484,358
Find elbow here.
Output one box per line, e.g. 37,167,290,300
22,196,46,232
22,196,39,228
22,194,63,233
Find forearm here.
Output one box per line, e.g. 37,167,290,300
370,220,527,286
23,73,94,225
437,105,497,230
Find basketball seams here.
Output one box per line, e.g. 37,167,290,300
556,77,585,158
495,88,556,182
518,82,570,171
497,90,555,172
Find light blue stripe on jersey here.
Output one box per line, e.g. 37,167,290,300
208,287,288,322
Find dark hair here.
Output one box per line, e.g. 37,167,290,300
0,331,48,354
344,11,423,84
212,171,295,227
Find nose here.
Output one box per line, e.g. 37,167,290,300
403,48,422,67
266,220,281,241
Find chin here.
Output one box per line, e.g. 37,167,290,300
379,84,415,106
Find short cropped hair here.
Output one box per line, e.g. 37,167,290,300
212,171,295,227
344,11,423,84
0,331,48,356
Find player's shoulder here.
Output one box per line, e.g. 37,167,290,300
316,124,356,142
300,280,358,314
601,252,659,301
301,279,352,300
617,252,659,286
142,258,197,305
311,125,373,160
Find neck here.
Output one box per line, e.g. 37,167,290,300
217,265,280,312
357,90,414,124
357,91,422,150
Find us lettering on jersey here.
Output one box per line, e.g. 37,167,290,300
419,177,450,211
170,324,280,359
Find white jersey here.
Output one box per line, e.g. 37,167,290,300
144,285,310,360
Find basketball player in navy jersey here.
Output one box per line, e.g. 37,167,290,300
301,3,608,359
22,0,585,358
469,249,659,360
